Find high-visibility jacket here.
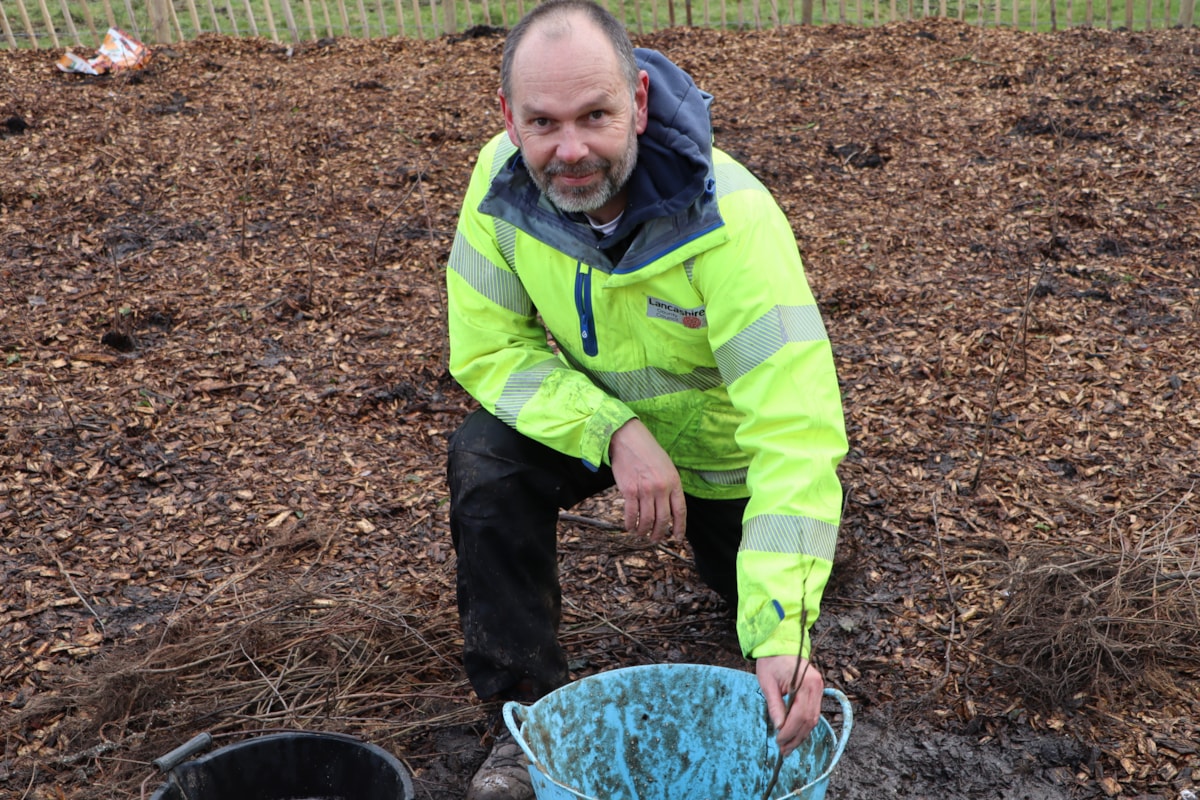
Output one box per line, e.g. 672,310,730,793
446,49,848,660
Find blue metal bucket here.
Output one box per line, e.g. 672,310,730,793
503,663,852,800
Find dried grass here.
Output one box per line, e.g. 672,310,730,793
985,497,1200,709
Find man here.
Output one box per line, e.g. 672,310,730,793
444,2,848,797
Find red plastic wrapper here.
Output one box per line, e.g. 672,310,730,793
56,28,151,75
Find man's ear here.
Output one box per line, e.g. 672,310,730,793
634,70,650,135
499,88,521,147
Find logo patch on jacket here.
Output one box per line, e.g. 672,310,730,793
646,297,707,329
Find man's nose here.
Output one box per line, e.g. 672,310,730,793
555,125,588,163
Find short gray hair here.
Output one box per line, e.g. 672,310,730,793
500,0,639,102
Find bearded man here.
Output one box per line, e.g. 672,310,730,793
444,2,849,797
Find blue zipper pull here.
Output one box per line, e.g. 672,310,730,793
575,262,598,356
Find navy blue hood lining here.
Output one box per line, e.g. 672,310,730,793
620,48,715,231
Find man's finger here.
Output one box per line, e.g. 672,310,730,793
670,487,687,539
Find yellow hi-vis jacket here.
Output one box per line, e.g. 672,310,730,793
446,51,847,661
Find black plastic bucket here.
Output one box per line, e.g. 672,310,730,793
148,731,413,800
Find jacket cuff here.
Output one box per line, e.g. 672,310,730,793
581,399,637,469
736,554,830,660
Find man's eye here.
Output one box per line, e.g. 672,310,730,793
589,110,607,121
531,118,551,127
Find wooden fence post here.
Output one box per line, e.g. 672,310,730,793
182,0,202,35
146,0,169,42
34,0,60,47
1179,0,1195,25
56,0,82,44
281,0,302,41
241,0,257,36
408,0,423,38
73,0,100,42
121,0,142,37
354,0,369,36
302,0,317,35
14,0,37,48
202,0,221,33
0,4,18,48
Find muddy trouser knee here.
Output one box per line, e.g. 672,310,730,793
448,408,615,702
448,408,750,701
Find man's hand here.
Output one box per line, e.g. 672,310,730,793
609,418,685,542
756,655,824,756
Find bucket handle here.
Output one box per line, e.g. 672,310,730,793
783,687,854,799
151,732,214,773
502,700,537,765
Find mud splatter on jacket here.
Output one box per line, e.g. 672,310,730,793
446,48,848,660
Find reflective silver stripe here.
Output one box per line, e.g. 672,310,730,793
448,231,533,316
693,467,748,486
495,220,517,271
713,305,828,384
496,359,562,426
683,256,697,284
561,347,723,402
714,161,768,198
741,514,838,562
489,136,518,180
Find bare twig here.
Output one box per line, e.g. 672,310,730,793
761,585,811,800
931,494,958,685
42,545,105,637
558,511,623,531
967,255,1053,494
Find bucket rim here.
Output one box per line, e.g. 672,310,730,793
148,730,415,800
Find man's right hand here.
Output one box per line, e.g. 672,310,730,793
608,418,686,542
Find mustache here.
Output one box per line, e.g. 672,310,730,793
543,158,611,178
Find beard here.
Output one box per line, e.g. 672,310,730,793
527,127,639,215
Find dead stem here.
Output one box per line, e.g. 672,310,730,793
761,586,811,800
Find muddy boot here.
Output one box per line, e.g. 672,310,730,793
466,728,533,800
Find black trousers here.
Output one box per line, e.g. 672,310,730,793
447,408,747,702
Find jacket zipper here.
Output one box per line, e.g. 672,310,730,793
575,261,598,357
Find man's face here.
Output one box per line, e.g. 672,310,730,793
500,15,649,225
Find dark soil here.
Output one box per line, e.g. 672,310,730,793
2,18,1199,800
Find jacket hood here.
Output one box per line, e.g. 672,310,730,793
478,48,718,266
623,48,715,229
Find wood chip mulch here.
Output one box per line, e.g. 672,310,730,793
1,18,1198,800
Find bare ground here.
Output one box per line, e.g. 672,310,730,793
2,19,1199,800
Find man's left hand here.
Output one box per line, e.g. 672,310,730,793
756,655,824,756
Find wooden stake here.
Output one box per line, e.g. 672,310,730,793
241,0,258,37
224,0,240,36
302,0,317,36
261,0,280,41
335,0,350,35
36,0,61,48
0,4,18,49
370,0,384,35
168,0,185,41
355,0,369,36
281,0,301,41
121,0,142,38
75,0,100,43
57,0,82,45
319,0,333,37
202,0,221,33
182,0,202,35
